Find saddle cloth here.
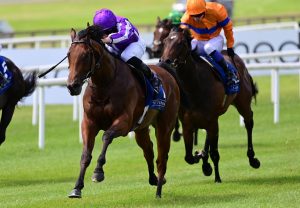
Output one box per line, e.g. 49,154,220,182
0,56,13,95
201,54,240,95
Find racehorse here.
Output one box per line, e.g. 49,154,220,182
0,56,36,145
152,17,199,144
151,17,173,58
160,27,260,183
66,25,180,198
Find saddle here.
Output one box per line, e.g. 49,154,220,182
192,52,240,95
127,65,166,111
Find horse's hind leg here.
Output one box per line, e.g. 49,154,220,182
69,119,98,198
135,128,157,186
0,105,15,145
236,105,260,169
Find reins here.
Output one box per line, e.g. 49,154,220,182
38,55,67,78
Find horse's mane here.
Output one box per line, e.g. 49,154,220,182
169,27,193,51
77,25,106,46
157,18,173,28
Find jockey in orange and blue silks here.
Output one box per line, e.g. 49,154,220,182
93,9,161,94
181,0,239,86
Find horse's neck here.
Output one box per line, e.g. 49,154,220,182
92,51,116,88
177,55,213,91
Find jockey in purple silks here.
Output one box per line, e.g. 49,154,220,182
93,9,161,94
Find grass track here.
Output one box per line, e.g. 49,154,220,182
0,75,299,207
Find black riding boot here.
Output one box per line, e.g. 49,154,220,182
0,73,7,88
126,56,161,94
217,58,239,86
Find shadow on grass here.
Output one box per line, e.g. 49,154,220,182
226,175,300,185
0,176,75,188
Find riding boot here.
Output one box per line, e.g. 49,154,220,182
217,58,239,86
209,50,239,86
126,56,161,94
0,73,7,88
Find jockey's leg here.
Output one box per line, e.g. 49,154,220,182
203,36,239,86
209,50,239,86
126,56,160,94
0,71,8,88
121,39,160,95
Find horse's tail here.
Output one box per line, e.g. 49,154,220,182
23,72,37,98
157,61,190,108
249,74,258,104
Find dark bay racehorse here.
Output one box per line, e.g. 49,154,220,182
0,56,36,145
150,17,173,58
152,17,199,144
66,25,180,198
160,28,260,183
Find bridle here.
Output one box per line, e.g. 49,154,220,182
70,39,102,82
162,33,190,69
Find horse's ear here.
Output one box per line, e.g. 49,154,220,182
87,22,90,27
167,19,172,25
157,16,161,23
70,28,76,42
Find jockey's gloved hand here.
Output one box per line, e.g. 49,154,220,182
227,48,235,58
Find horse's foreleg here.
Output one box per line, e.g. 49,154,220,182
0,105,15,145
183,123,198,164
155,126,172,198
135,128,157,186
69,118,98,198
207,121,222,183
92,116,130,183
172,118,181,141
200,134,213,177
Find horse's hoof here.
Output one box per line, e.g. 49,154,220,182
156,194,162,198
172,131,181,142
149,174,158,186
92,172,105,183
202,163,213,176
185,155,195,165
215,178,222,183
250,158,260,169
68,189,81,198
193,151,203,164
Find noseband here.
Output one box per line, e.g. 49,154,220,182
70,40,102,81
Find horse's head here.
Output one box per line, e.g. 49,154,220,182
67,25,105,95
151,17,173,58
160,27,192,68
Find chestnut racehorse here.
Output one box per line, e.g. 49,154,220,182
161,28,260,183
66,25,180,198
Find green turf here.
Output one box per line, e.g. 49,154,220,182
0,0,300,31
0,75,299,207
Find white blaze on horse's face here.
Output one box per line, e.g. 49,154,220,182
159,28,164,33
170,35,177,40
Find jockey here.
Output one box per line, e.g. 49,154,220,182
167,10,183,27
180,0,239,86
93,8,161,94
